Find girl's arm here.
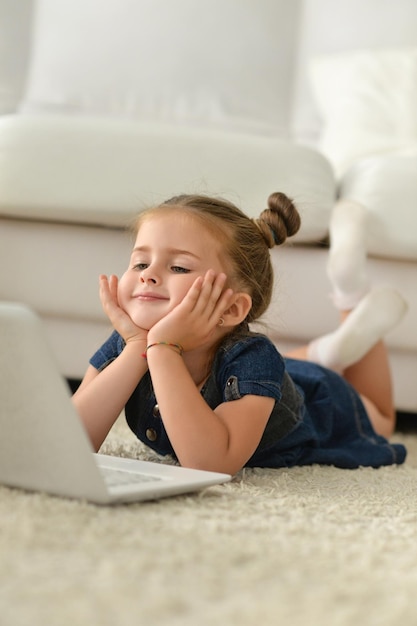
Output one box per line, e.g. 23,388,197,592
145,270,274,475
73,344,148,452
147,345,274,475
72,275,148,451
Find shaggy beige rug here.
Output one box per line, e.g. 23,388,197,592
1,416,417,626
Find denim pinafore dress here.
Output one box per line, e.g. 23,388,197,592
91,331,406,469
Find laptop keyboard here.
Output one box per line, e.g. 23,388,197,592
100,467,162,487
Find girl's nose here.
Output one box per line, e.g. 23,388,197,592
141,276,157,284
140,267,158,285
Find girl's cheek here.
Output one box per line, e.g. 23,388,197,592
171,278,195,305
117,272,130,302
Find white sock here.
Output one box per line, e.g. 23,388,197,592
307,287,408,373
327,200,370,310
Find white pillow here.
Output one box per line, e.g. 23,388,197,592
20,0,298,136
309,48,417,177
291,0,417,145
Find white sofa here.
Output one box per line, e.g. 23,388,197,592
0,0,416,413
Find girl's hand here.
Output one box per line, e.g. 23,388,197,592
148,270,235,351
99,274,147,344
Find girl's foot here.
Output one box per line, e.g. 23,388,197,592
327,200,370,310
307,287,408,372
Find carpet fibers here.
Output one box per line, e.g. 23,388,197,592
1,417,417,626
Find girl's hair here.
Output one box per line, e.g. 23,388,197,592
134,192,301,323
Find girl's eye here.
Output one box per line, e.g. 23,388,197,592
132,263,148,270
171,266,190,274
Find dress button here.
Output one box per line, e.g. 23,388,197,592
152,404,160,418
146,428,158,442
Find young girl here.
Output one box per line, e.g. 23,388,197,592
73,193,407,475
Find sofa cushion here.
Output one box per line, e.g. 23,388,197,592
339,151,417,261
0,114,335,243
309,47,417,177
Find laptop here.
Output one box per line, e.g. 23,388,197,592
0,302,231,504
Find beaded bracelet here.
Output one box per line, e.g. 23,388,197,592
141,341,184,358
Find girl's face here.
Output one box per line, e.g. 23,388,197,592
118,211,229,330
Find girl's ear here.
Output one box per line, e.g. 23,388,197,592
222,292,252,327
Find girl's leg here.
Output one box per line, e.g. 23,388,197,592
287,200,407,438
344,340,395,438
286,292,407,438
329,306,400,438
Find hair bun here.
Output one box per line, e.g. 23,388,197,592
255,192,301,248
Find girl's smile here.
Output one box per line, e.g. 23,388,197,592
133,291,169,302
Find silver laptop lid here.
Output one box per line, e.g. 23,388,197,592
0,302,109,501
